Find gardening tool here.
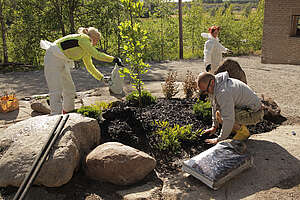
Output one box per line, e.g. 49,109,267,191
13,114,69,200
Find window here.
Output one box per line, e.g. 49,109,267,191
291,15,300,36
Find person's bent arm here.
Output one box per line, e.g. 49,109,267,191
217,41,229,53
217,94,235,141
79,37,114,62
82,55,104,80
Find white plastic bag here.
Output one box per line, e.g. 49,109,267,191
109,64,124,95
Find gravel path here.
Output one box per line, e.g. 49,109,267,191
0,56,299,121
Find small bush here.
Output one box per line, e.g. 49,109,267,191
76,101,110,119
183,70,197,98
126,90,157,107
153,120,203,153
161,71,179,99
193,99,212,121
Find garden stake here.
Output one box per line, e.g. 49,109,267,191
13,114,69,200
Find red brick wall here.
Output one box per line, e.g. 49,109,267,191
262,0,300,64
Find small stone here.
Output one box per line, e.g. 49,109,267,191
292,131,296,136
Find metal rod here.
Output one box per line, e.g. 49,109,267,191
18,114,69,200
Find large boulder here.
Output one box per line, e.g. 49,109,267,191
215,59,247,84
85,142,156,186
0,113,100,187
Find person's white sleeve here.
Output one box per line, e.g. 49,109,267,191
217,41,228,53
216,92,235,141
204,40,213,66
211,100,217,128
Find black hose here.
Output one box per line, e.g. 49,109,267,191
13,114,69,200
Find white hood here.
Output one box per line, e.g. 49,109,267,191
201,33,219,41
201,33,211,39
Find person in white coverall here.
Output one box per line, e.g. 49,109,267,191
41,27,122,115
197,72,264,145
201,26,231,74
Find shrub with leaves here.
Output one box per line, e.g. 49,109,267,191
119,0,150,110
126,90,156,107
183,70,197,98
153,120,203,153
193,99,212,122
76,102,110,120
161,71,179,99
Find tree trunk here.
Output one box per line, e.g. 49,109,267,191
178,0,183,59
68,0,79,34
0,0,8,64
52,0,66,36
59,4,66,36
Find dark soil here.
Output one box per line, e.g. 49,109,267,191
100,97,282,176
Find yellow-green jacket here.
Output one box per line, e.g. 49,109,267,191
54,34,114,80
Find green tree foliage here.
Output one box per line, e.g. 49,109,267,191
8,0,49,65
0,0,10,63
241,0,264,54
184,0,207,58
119,0,150,109
79,0,124,54
142,0,178,61
0,0,264,67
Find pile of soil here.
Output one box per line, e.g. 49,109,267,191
100,97,281,175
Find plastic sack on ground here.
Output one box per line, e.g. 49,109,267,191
0,94,19,113
182,139,253,190
108,64,124,96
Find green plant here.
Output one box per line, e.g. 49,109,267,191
119,0,150,110
153,120,203,153
76,101,110,119
161,71,179,99
193,99,212,121
183,70,197,98
126,90,156,107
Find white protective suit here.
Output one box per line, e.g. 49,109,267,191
41,40,76,115
201,33,229,74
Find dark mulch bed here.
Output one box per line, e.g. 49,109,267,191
99,97,282,175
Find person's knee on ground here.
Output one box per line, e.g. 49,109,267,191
232,124,250,141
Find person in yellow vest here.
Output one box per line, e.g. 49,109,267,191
41,27,122,115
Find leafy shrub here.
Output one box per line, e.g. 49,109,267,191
153,120,203,153
161,71,179,99
193,99,212,121
76,102,110,119
126,90,157,107
183,70,197,98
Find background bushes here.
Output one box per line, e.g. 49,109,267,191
0,0,264,68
